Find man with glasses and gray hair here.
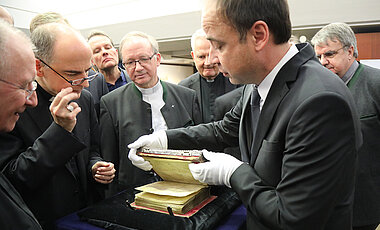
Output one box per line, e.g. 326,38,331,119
0,22,115,230
312,22,380,230
99,31,201,197
0,19,42,230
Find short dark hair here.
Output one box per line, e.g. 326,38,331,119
87,30,114,47
216,0,291,44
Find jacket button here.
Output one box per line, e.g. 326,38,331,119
149,128,154,133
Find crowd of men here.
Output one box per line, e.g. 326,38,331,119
0,1,379,229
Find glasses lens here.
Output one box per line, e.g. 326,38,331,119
26,81,37,100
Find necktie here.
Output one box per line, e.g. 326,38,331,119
250,85,261,154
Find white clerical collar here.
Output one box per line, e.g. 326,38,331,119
135,79,161,95
257,43,298,110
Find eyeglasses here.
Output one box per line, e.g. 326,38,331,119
38,58,99,86
123,53,157,69
0,78,37,100
316,46,347,60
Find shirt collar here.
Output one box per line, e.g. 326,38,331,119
342,60,359,84
135,79,161,95
257,43,299,110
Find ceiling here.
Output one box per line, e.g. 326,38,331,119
2,0,380,63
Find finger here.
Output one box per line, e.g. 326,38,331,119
135,161,153,171
201,149,215,161
189,163,206,183
96,169,116,176
50,87,73,108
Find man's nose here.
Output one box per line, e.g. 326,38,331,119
208,47,220,66
26,91,38,107
320,55,329,66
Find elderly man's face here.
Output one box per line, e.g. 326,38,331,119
314,39,354,78
0,37,37,132
201,1,258,85
191,37,219,80
121,37,160,88
88,35,119,71
37,34,92,96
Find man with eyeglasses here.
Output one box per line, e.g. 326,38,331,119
0,22,115,230
29,12,109,118
179,29,239,123
0,19,42,230
87,30,131,93
99,31,201,197
312,22,380,230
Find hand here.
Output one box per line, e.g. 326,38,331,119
127,130,168,171
91,161,116,184
50,87,81,132
189,150,244,188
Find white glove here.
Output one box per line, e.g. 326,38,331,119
189,150,244,188
127,130,168,171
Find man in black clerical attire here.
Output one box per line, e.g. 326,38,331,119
179,29,239,123
0,19,42,229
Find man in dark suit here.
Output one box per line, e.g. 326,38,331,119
0,19,42,230
87,31,131,93
179,29,238,123
128,0,362,229
312,22,380,230
100,31,201,197
29,12,108,119
0,23,115,230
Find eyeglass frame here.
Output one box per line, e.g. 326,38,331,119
0,78,37,100
122,53,157,70
316,46,348,60
37,58,99,86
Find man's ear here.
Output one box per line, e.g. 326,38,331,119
347,45,355,59
191,51,195,60
247,20,269,51
35,58,45,77
155,53,162,67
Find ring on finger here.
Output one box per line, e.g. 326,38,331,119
66,104,74,112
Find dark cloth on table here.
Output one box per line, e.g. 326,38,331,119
77,187,241,230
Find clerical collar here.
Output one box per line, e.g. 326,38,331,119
342,60,359,85
135,80,161,95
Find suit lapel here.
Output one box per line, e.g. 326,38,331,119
250,43,316,164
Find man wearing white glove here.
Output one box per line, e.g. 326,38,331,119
189,150,243,188
100,31,201,197
129,0,362,229
127,130,167,171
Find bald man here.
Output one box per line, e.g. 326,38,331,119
0,23,115,230
0,6,13,25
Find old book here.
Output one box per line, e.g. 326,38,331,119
132,148,211,215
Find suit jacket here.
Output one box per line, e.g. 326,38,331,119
85,72,109,118
100,81,201,197
0,85,104,230
179,72,238,122
214,87,244,159
214,87,244,121
166,43,362,229
0,173,42,229
348,63,380,226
